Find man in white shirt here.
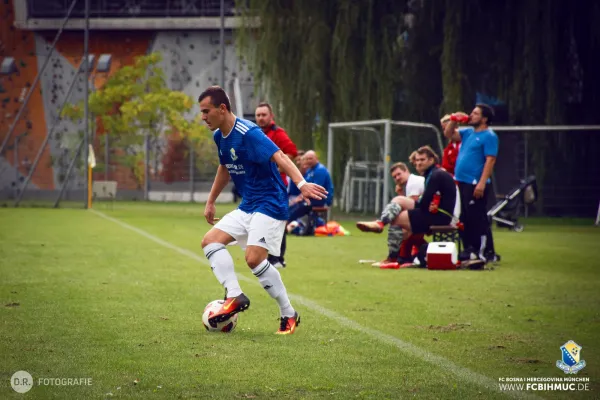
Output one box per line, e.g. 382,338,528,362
357,162,425,266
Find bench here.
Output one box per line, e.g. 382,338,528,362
308,206,329,234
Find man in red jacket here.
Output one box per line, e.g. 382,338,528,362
255,102,298,186
255,102,298,268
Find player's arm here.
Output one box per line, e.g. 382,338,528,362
474,156,496,199
271,150,328,201
204,165,230,225
444,112,466,142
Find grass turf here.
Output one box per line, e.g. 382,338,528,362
0,203,599,399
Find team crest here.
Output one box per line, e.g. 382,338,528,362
230,148,238,161
556,340,586,374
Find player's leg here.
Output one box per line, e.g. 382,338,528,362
457,182,476,256
246,213,299,334
357,196,415,233
202,210,251,325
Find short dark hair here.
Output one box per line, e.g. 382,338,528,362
198,86,231,112
475,103,494,125
256,102,273,113
416,145,440,165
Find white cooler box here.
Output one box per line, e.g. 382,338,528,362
426,242,458,270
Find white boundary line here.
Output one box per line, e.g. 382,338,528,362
90,209,540,399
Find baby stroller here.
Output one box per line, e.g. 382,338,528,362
487,175,537,232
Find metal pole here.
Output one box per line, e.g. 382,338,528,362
189,141,195,202
524,133,528,217
326,125,334,220
15,57,89,206
105,133,109,180
220,0,225,87
0,0,79,157
383,120,391,209
53,138,85,208
14,135,21,199
83,0,90,209
144,133,149,200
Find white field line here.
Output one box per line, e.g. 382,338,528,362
90,209,541,400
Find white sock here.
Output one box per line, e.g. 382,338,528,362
479,235,487,261
252,259,295,317
203,243,242,298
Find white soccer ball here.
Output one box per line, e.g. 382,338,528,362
202,299,238,333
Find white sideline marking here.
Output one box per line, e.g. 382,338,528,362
90,209,540,400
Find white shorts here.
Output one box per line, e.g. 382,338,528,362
214,209,286,256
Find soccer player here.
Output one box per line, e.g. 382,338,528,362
255,102,298,268
444,104,499,262
440,114,461,176
198,86,327,334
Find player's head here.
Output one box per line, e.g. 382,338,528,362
255,102,274,129
390,162,410,185
415,146,439,173
295,150,305,168
198,86,232,130
408,151,418,167
440,114,451,131
469,103,494,128
303,150,318,169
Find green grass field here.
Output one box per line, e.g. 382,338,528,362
1,202,599,399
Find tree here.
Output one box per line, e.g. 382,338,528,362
62,52,215,189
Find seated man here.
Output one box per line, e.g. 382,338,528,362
367,161,425,266
357,146,457,267
287,150,334,234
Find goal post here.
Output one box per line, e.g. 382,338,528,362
327,119,444,216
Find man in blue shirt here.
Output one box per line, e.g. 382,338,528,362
198,86,327,334
444,103,499,262
287,150,334,233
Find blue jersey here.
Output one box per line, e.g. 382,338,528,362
214,118,288,220
454,127,499,185
305,162,334,207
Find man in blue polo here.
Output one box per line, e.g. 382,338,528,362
444,103,499,262
287,150,334,234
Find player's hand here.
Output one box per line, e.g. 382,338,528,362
451,112,469,123
429,201,439,213
474,182,486,199
204,202,218,225
300,182,328,201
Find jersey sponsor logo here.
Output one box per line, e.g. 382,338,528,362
230,148,238,161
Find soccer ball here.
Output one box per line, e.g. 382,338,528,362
202,300,238,333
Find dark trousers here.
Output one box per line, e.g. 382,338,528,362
458,182,496,256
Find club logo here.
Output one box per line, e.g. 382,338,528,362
230,148,238,161
556,340,586,374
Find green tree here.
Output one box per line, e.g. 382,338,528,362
62,53,215,189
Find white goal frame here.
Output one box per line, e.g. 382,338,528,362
327,119,444,213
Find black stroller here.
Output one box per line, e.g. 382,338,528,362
487,176,537,232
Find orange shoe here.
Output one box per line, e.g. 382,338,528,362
371,258,395,267
276,312,300,335
379,261,400,269
356,220,384,233
208,293,250,327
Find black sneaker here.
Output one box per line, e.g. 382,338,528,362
208,293,251,327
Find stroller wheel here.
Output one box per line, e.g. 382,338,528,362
512,224,524,233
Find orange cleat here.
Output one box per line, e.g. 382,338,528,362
356,220,384,233
276,312,300,335
208,293,250,327
379,261,400,269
